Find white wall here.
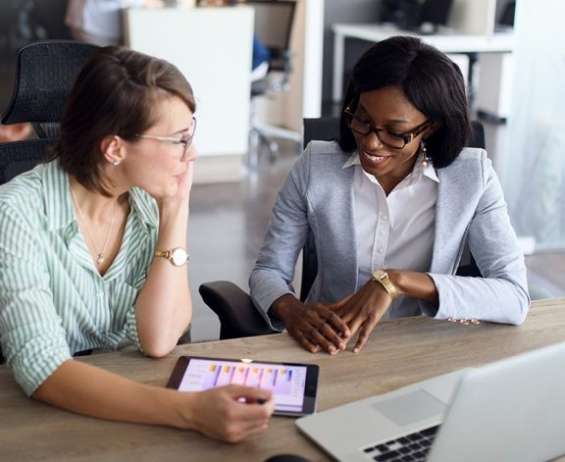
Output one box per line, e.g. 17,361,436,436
255,0,325,133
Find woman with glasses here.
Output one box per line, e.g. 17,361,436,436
250,36,529,354
0,47,273,442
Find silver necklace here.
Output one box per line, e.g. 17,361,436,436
70,187,117,266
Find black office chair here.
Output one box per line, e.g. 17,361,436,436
1,40,98,138
248,0,301,163
200,119,487,340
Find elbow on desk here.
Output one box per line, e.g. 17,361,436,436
140,338,177,359
507,286,530,326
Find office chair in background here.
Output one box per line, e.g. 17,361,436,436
200,120,489,341
247,0,301,166
0,40,98,184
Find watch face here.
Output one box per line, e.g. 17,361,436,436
170,248,188,266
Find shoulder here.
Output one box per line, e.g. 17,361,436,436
294,140,351,177
439,147,492,186
304,140,350,163
0,163,45,224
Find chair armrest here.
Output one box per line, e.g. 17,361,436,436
199,281,277,340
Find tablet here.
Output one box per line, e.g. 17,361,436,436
167,356,319,417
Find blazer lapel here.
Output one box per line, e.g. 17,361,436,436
430,168,470,275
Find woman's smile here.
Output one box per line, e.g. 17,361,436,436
360,149,395,166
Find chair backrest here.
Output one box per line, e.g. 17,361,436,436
1,40,98,138
299,118,486,300
0,139,54,186
247,0,296,52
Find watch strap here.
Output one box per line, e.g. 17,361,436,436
372,270,400,299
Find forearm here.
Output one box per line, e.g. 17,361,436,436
136,203,192,357
388,270,439,305
33,359,188,429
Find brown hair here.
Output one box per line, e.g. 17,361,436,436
51,46,196,196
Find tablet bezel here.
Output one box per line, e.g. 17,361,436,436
166,355,319,417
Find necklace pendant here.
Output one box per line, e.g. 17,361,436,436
96,254,105,265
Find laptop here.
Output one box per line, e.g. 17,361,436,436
296,342,565,462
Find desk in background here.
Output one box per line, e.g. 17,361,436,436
332,23,514,104
1,298,565,461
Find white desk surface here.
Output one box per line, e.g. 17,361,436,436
332,23,514,53
331,23,515,102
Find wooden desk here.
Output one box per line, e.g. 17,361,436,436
332,23,514,103
2,299,565,461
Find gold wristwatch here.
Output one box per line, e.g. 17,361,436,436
372,270,400,299
155,247,189,267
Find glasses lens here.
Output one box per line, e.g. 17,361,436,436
349,116,370,135
378,131,406,149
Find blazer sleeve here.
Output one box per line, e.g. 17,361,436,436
249,145,312,330
427,158,530,325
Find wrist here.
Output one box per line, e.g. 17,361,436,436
371,269,402,300
272,294,302,322
159,200,189,223
142,385,189,429
168,389,196,430
367,278,392,303
386,270,404,294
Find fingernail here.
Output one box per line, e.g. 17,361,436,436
353,347,359,353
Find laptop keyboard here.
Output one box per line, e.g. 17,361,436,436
362,425,440,461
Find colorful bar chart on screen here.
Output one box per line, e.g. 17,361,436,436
178,359,307,412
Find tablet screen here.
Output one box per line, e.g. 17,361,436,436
167,356,319,416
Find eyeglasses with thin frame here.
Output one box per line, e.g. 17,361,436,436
344,107,430,150
135,116,197,161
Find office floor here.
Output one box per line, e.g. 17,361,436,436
188,141,565,342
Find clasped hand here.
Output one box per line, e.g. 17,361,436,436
285,280,393,354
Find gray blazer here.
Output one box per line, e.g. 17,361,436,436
250,141,530,329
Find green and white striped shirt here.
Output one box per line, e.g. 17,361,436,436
0,160,158,396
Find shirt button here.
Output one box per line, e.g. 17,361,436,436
378,247,384,254
98,292,104,298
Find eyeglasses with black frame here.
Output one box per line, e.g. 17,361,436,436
135,115,197,161
344,107,430,150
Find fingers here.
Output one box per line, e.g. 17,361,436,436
353,311,385,353
292,330,321,353
318,307,351,340
216,386,274,443
223,384,272,403
308,327,340,355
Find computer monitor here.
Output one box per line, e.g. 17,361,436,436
419,0,454,29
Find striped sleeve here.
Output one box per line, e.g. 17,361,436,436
0,202,71,396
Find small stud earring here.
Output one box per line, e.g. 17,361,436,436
112,159,120,166
420,141,431,168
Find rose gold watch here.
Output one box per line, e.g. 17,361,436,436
154,247,189,267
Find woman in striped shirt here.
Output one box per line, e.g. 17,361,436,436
0,46,273,442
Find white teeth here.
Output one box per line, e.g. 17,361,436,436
363,152,389,163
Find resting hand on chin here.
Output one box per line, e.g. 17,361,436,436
156,146,198,215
